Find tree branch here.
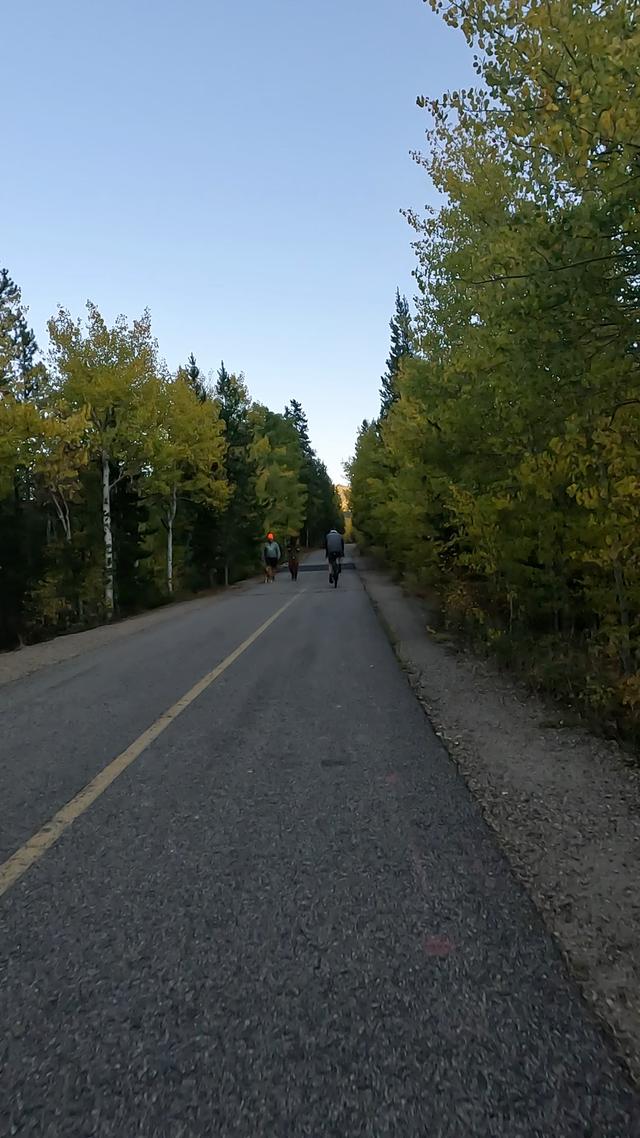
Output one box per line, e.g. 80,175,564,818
108,470,131,491
463,251,638,285
609,399,640,424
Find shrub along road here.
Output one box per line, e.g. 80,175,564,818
0,550,638,1135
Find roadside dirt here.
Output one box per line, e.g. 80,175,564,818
356,550,640,1084
0,579,258,688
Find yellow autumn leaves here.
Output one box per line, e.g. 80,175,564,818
350,0,640,732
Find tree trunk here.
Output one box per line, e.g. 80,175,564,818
51,490,72,542
224,562,229,587
166,486,177,595
613,558,632,674
599,460,632,675
167,516,174,595
101,450,114,617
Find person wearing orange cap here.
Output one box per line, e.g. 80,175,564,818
262,532,281,583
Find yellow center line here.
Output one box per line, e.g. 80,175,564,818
0,592,302,899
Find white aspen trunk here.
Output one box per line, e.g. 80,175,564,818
101,450,114,616
166,486,177,595
51,491,72,543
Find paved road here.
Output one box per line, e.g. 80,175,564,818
1,551,638,1136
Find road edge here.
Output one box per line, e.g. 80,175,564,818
354,547,640,1089
0,554,316,689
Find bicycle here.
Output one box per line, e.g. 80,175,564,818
328,553,342,588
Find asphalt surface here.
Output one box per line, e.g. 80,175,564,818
1,550,638,1136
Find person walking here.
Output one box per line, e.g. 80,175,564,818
287,538,300,582
262,533,281,583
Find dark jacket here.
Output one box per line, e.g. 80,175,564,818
324,530,344,557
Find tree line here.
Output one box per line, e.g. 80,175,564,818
348,0,640,733
0,271,342,649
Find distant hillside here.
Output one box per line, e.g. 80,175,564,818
336,485,350,513
336,485,352,538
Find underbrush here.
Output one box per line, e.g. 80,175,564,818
356,539,640,749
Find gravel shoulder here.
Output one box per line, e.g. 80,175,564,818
355,550,640,1083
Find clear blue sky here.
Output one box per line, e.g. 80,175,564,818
3,0,473,481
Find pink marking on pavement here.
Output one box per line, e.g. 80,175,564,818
424,934,454,957
385,772,398,784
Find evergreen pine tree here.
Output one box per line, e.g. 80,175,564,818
380,289,414,417
0,268,48,647
214,362,260,583
284,398,342,544
185,352,207,403
284,399,312,457
0,267,43,400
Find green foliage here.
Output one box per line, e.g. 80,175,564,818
0,277,340,644
285,399,343,542
144,373,227,593
183,352,208,403
350,0,640,734
212,362,262,582
251,405,307,538
0,270,50,646
380,290,414,418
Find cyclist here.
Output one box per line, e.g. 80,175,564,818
324,528,345,585
262,533,281,583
